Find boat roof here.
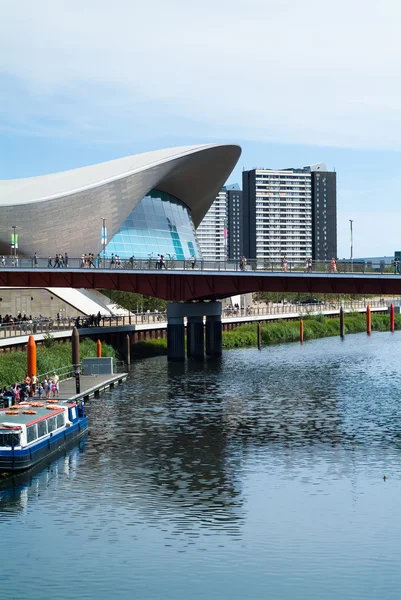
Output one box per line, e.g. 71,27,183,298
0,401,72,427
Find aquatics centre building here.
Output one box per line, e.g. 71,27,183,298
0,144,241,319
0,144,241,260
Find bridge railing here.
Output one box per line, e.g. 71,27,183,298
0,256,398,274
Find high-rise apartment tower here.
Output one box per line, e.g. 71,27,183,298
242,163,336,263
196,188,227,261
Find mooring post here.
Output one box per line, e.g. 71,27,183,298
96,339,102,357
72,327,81,394
126,334,131,368
340,307,345,339
366,305,371,335
300,320,304,344
390,303,395,332
27,335,37,377
257,322,262,350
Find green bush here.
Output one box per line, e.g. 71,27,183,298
222,312,399,349
0,338,118,389
131,339,168,358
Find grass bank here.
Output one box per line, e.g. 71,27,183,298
131,339,168,358
222,312,401,348
0,338,118,388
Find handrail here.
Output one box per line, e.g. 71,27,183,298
0,256,399,274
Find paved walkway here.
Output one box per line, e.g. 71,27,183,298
58,373,128,402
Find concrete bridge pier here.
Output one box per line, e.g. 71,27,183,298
205,315,222,357
167,301,222,361
187,316,204,359
167,314,185,361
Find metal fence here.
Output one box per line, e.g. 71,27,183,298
37,360,126,383
1,256,399,274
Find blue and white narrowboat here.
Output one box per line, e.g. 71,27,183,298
0,400,88,471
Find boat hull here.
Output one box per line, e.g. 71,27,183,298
0,417,88,472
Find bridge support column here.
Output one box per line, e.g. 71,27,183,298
205,314,222,357
187,316,204,359
167,311,185,361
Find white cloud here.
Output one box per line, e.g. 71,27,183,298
1,0,401,147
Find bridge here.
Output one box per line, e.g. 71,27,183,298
0,261,401,301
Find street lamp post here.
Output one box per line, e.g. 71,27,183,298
349,219,353,273
11,225,18,266
101,218,107,267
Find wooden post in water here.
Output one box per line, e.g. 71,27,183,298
257,322,262,350
72,327,80,394
300,320,304,344
366,305,371,335
390,303,395,332
126,334,131,368
340,307,345,339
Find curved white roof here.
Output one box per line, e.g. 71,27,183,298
0,144,237,205
0,143,241,257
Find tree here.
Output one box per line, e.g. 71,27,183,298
103,290,167,313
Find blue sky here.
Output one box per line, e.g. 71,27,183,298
1,0,401,258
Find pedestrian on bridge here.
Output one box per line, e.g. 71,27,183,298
305,258,312,273
394,257,400,274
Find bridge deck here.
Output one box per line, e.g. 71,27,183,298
0,267,401,300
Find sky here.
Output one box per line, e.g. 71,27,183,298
1,0,401,258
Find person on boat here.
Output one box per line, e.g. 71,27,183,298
37,383,43,399
52,372,60,398
20,383,28,403
43,378,50,399
31,373,37,396
24,375,31,397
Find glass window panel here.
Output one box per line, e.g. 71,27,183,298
105,189,202,259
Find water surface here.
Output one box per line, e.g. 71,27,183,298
2,332,401,599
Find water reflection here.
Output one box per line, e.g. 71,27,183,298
2,333,401,600
0,437,88,517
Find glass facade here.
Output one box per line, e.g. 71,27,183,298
105,190,201,260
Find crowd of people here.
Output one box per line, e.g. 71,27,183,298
1,371,60,407
0,313,34,326
74,312,103,328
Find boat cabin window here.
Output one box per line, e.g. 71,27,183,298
26,425,37,443
0,431,20,447
47,417,57,433
56,413,65,428
37,420,47,438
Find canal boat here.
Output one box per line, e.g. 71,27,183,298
0,400,88,472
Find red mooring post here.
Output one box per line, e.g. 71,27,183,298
27,335,37,377
366,305,371,335
96,339,102,357
300,320,304,344
390,303,395,332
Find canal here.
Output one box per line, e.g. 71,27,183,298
2,332,401,599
